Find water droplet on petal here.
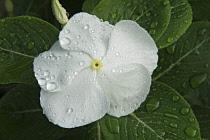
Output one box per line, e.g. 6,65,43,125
46,82,57,91
64,29,70,34
79,61,85,66
43,70,50,76
77,35,81,39
60,37,71,47
84,24,90,30
67,108,73,114
38,78,46,86
74,71,78,75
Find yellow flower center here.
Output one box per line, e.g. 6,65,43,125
91,60,102,70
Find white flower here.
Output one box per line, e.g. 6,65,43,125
33,12,158,128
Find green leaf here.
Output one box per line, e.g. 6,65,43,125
0,84,86,140
156,0,192,48
192,106,210,140
185,79,210,107
0,16,59,85
188,0,210,22
153,22,210,95
83,0,101,13
86,82,201,140
91,0,171,42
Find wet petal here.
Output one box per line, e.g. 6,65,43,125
33,41,92,92
40,68,110,128
97,64,151,117
59,12,114,59
103,20,158,75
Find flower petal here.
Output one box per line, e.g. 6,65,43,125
33,41,92,92
59,12,114,59
40,68,109,128
103,20,158,75
97,64,151,117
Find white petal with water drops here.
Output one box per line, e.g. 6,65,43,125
33,41,92,92
98,64,151,117
40,68,110,128
59,12,114,59
103,20,158,75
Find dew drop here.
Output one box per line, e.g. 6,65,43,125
67,108,73,114
27,42,35,50
60,37,71,47
151,21,158,28
44,45,49,50
64,29,70,34
111,13,117,19
43,70,50,76
163,0,169,5
189,73,208,89
39,29,43,32
167,37,174,43
184,126,198,137
181,107,190,115
164,113,179,119
127,3,131,7
172,95,180,102
197,28,206,36
156,129,166,136
84,24,90,30
79,61,85,66
73,71,78,75
146,98,160,113
178,15,183,18
193,49,200,55
166,43,176,54
46,82,57,91
77,35,81,39
180,2,186,6
149,29,156,35
169,122,178,128
38,78,46,86
112,69,116,73
105,119,119,134
181,82,186,88
146,12,151,17
131,14,138,20
10,33,15,37
141,130,146,134
189,117,195,123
